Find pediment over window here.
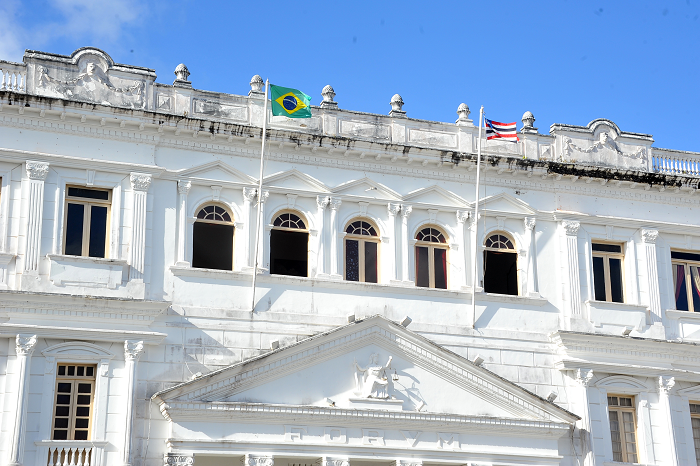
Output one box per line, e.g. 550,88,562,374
176,161,256,184
263,169,330,193
403,185,468,208
479,192,537,215
154,316,578,426
42,342,115,360
331,177,400,201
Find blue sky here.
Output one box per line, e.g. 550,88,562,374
2,1,699,152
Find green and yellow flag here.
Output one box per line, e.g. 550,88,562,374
270,85,312,118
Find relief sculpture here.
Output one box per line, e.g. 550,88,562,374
36,62,145,109
562,131,647,165
353,353,393,398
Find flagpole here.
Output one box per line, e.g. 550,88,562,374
470,106,484,329
251,79,270,312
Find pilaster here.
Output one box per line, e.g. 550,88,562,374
400,205,413,282
242,187,257,268
122,340,144,466
575,368,595,466
329,197,342,278
387,203,401,282
316,195,329,276
658,376,678,464
129,173,152,281
175,180,191,266
256,190,269,272
8,334,37,466
22,161,49,273
562,220,582,319
455,211,469,289
524,217,540,297
642,229,662,324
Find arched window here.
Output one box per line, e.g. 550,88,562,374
345,220,379,283
192,204,234,270
483,233,518,295
415,227,448,289
270,211,308,277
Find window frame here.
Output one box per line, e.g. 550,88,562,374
592,241,626,303
62,185,112,258
270,210,310,277
607,394,639,463
343,219,380,283
414,226,449,289
482,232,519,296
51,363,97,441
690,402,700,465
192,203,235,271
671,250,700,312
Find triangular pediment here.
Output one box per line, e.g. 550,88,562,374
155,316,577,425
403,185,468,208
177,161,256,184
263,169,330,193
331,178,400,200
479,192,536,215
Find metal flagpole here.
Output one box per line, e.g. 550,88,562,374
251,79,270,312
470,106,484,328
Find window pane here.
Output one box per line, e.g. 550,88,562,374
77,395,91,405
415,246,429,288
592,243,622,253
345,239,359,281
68,187,109,200
269,230,308,277
691,266,700,312
593,256,607,301
53,430,68,440
57,383,71,393
77,383,92,393
483,251,518,296
56,394,70,404
364,241,378,284
65,203,85,256
75,418,89,428
609,258,624,303
76,406,90,417
672,251,700,262
74,430,88,440
675,264,690,311
88,205,108,258
55,406,69,417
609,410,622,462
192,222,234,271
433,248,447,289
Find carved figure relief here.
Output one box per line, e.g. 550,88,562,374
353,353,393,398
562,131,647,165
36,61,145,109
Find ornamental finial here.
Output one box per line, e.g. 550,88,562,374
389,94,406,117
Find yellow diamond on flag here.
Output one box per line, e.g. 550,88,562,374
274,92,308,115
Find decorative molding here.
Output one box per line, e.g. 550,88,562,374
642,229,659,244
245,455,273,466
317,195,330,209
243,187,257,201
658,376,675,394
401,204,413,218
165,454,194,466
15,334,37,355
456,210,469,224
177,180,192,194
524,217,536,231
329,197,342,210
575,368,594,387
0,323,165,345
387,203,401,216
25,160,49,180
562,220,580,236
258,190,269,203
124,340,144,361
129,172,152,191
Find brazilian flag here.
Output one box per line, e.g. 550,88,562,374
270,85,312,118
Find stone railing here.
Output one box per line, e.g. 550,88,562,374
0,60,27,92
36,440,107,466
652,148,700,176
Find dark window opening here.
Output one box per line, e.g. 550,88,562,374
364,241,378,283
483,250,518,295
270,229,308,277
192,222,234,270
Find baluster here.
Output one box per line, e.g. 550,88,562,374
76,448,85,466
63,448,71,466
664,157,670,174
0,70,5,90
54,448,62,466
11,71,17,91
673,158,678,174
47,447,54,466
20,71,26,92
84,448,91,466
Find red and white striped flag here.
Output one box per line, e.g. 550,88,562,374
485,118,519,142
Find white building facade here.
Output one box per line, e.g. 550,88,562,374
0,47,699,466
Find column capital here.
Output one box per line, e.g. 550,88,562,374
642,229,659,244
243,187,258,201
401,204,413,218
244,455,273,466
15,334,37,356
456,210,470,224
177,180,192,195
575,368,594,387
164,453,195,466
124,340,144,361
329,197,342,210
524,217,536,231
25,161,49,180
257,190,269,204
562,220,580,236
130,172,152,192
317,195,330,209
658,375,675,394
388,203,401,216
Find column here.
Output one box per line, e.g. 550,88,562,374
244,455,273,466
175,180,191,266
524,217,540,297
23,161,49,272
122,340,144,466
400,205,413,282
256,190,269,272
468,215,479,291
658,376,678,464
164,453,195,466
8,334,37,466
242,187,258,268
316,195,329,276
642,229,662,324
329,197,342,278
455,211,470,289
563,221,582,318
387,203,401,282
575,368,595,466
129,173,152,281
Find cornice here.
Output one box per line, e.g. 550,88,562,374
554,358,700,382
0,322,166,344
157,401,572,437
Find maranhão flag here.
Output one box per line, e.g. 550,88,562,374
484,118,519,142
